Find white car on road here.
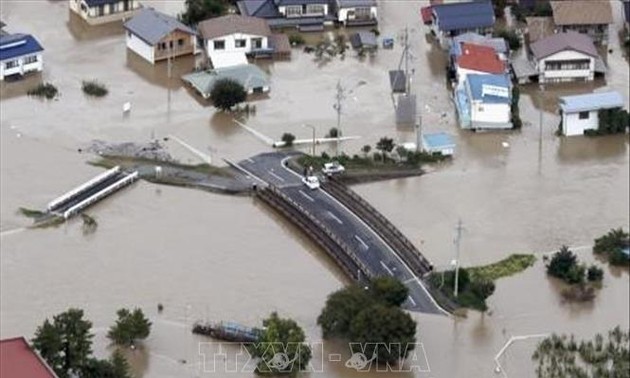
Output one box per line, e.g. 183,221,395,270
322,161,345,175
302,175,320,190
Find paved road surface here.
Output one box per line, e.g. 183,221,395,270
239,152,446,315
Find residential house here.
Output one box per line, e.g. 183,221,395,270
69,0,142,25
334,0,378,26
349,31,377,50
530,31,603,84
455,73,513,130
182,64,270,98
431,1,495,46
124,8,197,65
449,32,509,74
421,132,456,156
237,0,332,31
454,43,507,84
558,91,625,136
550,1,613,44
0,33,44,80
1,337,59,378
198,15,274,68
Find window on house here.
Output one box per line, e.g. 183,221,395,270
178,38,184,47
285,5,302,17
578,111,590,119
355,7,371,18
98,4,105,16
306,4,324,14
235,39,246,48
169,40,173,49
5,60,18,69
545,59,590,71
23,55,38,64
251,38,262,49
111,2,119,13
213,40,225,50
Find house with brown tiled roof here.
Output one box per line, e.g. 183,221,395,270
550,0,613,44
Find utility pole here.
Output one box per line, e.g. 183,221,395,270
454,219,464,297
333,80,346,156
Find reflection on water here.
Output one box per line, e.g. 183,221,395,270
66,10,124,41
557,134,629,163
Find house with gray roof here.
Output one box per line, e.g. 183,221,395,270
530,31,604,84
237,0,333,31
124,8,197,64
550,1,612,44
69,0,142,25
559,91,625,136
182,64,270,98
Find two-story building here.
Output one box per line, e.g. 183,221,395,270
454,43,507,84
550,0,613,45
334,0,378,26
530,31,600,84
199,15,272,68
69,0,142,25
0,33,44,81
124,8,197,65
455,73,513,130
431,1,495,47
237,0,332,31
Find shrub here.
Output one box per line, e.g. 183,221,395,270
179,0,226,26
587,265,604,282
597,108,630,135
27,82,58,99
289,34,305,46
547,245,578,282
593,228,630,266
107,308,151,347
210,78,247,111
495,29,522,51
81,80,108,97
281,133,296,147
326,127,340,138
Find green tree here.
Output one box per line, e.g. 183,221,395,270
82,351,131,378
179,0,227,26
495,29,522,50
587,265,604,282
107,308,152,347
594,228,629,255
327,127,340,138
317,285,373,338
210,78,247,111
349,304,417,365
547,246,580,282
252,312,311,375
281,133,296,147
32,309,94,378
375,137,395,156
370,277,409,307
469,278,496,300
361,144,372,157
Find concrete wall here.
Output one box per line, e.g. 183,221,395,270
536,50,595,83
205,33,268,57
561,110,598,136
126,32,154,64
470,101,512,128
0,53,43,80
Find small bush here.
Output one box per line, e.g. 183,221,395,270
27,82,58,99
587,265,604,282
289,34,305,46
370,28,380,36
281,133,296,147
210,78,247,111
82,80,108,97
495,29,522,51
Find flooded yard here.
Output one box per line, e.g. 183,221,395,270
1,1,628,377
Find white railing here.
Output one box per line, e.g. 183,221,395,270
47,166,121,211
62,171,138,219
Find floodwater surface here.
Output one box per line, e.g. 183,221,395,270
1,1,628,377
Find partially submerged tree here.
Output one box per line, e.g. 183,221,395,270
210,78,247,111
281,133,296,147
375,137,395,156
107,308,152,347
179,0,227,26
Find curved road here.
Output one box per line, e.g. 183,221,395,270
238,152,446,315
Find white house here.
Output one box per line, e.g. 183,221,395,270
559,91,625,136
455,73,513,130
69,0,142,25
276,0,329,18
198,15,272,68
335,0,377,26
530,32,599,84
124,8,197,65
0,33,44,81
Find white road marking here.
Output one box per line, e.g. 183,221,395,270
268,170,285,182
246,158,255,163
327,211,343,225
380,260,395,276
299,190,315,202
408,296,417,306
354,235,369,250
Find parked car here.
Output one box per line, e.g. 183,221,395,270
322,161,345,175
302,175,320,190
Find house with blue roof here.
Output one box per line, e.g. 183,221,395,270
455,73,513,130
558,91,625,136
69,0,142,25
124,8,197,65
237,0,333,31
0,33,44,81
431,1,495,46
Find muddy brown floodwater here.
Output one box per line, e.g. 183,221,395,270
1,1,628,377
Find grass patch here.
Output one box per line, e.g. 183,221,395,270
82,80,108,97
428,254,536,312
27,82,58,99
18,207,45,219
468,254,536,281
89,155,231,177
593,228,629,266
297,150,446,172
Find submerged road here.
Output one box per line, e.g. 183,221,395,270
239,152,446,315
